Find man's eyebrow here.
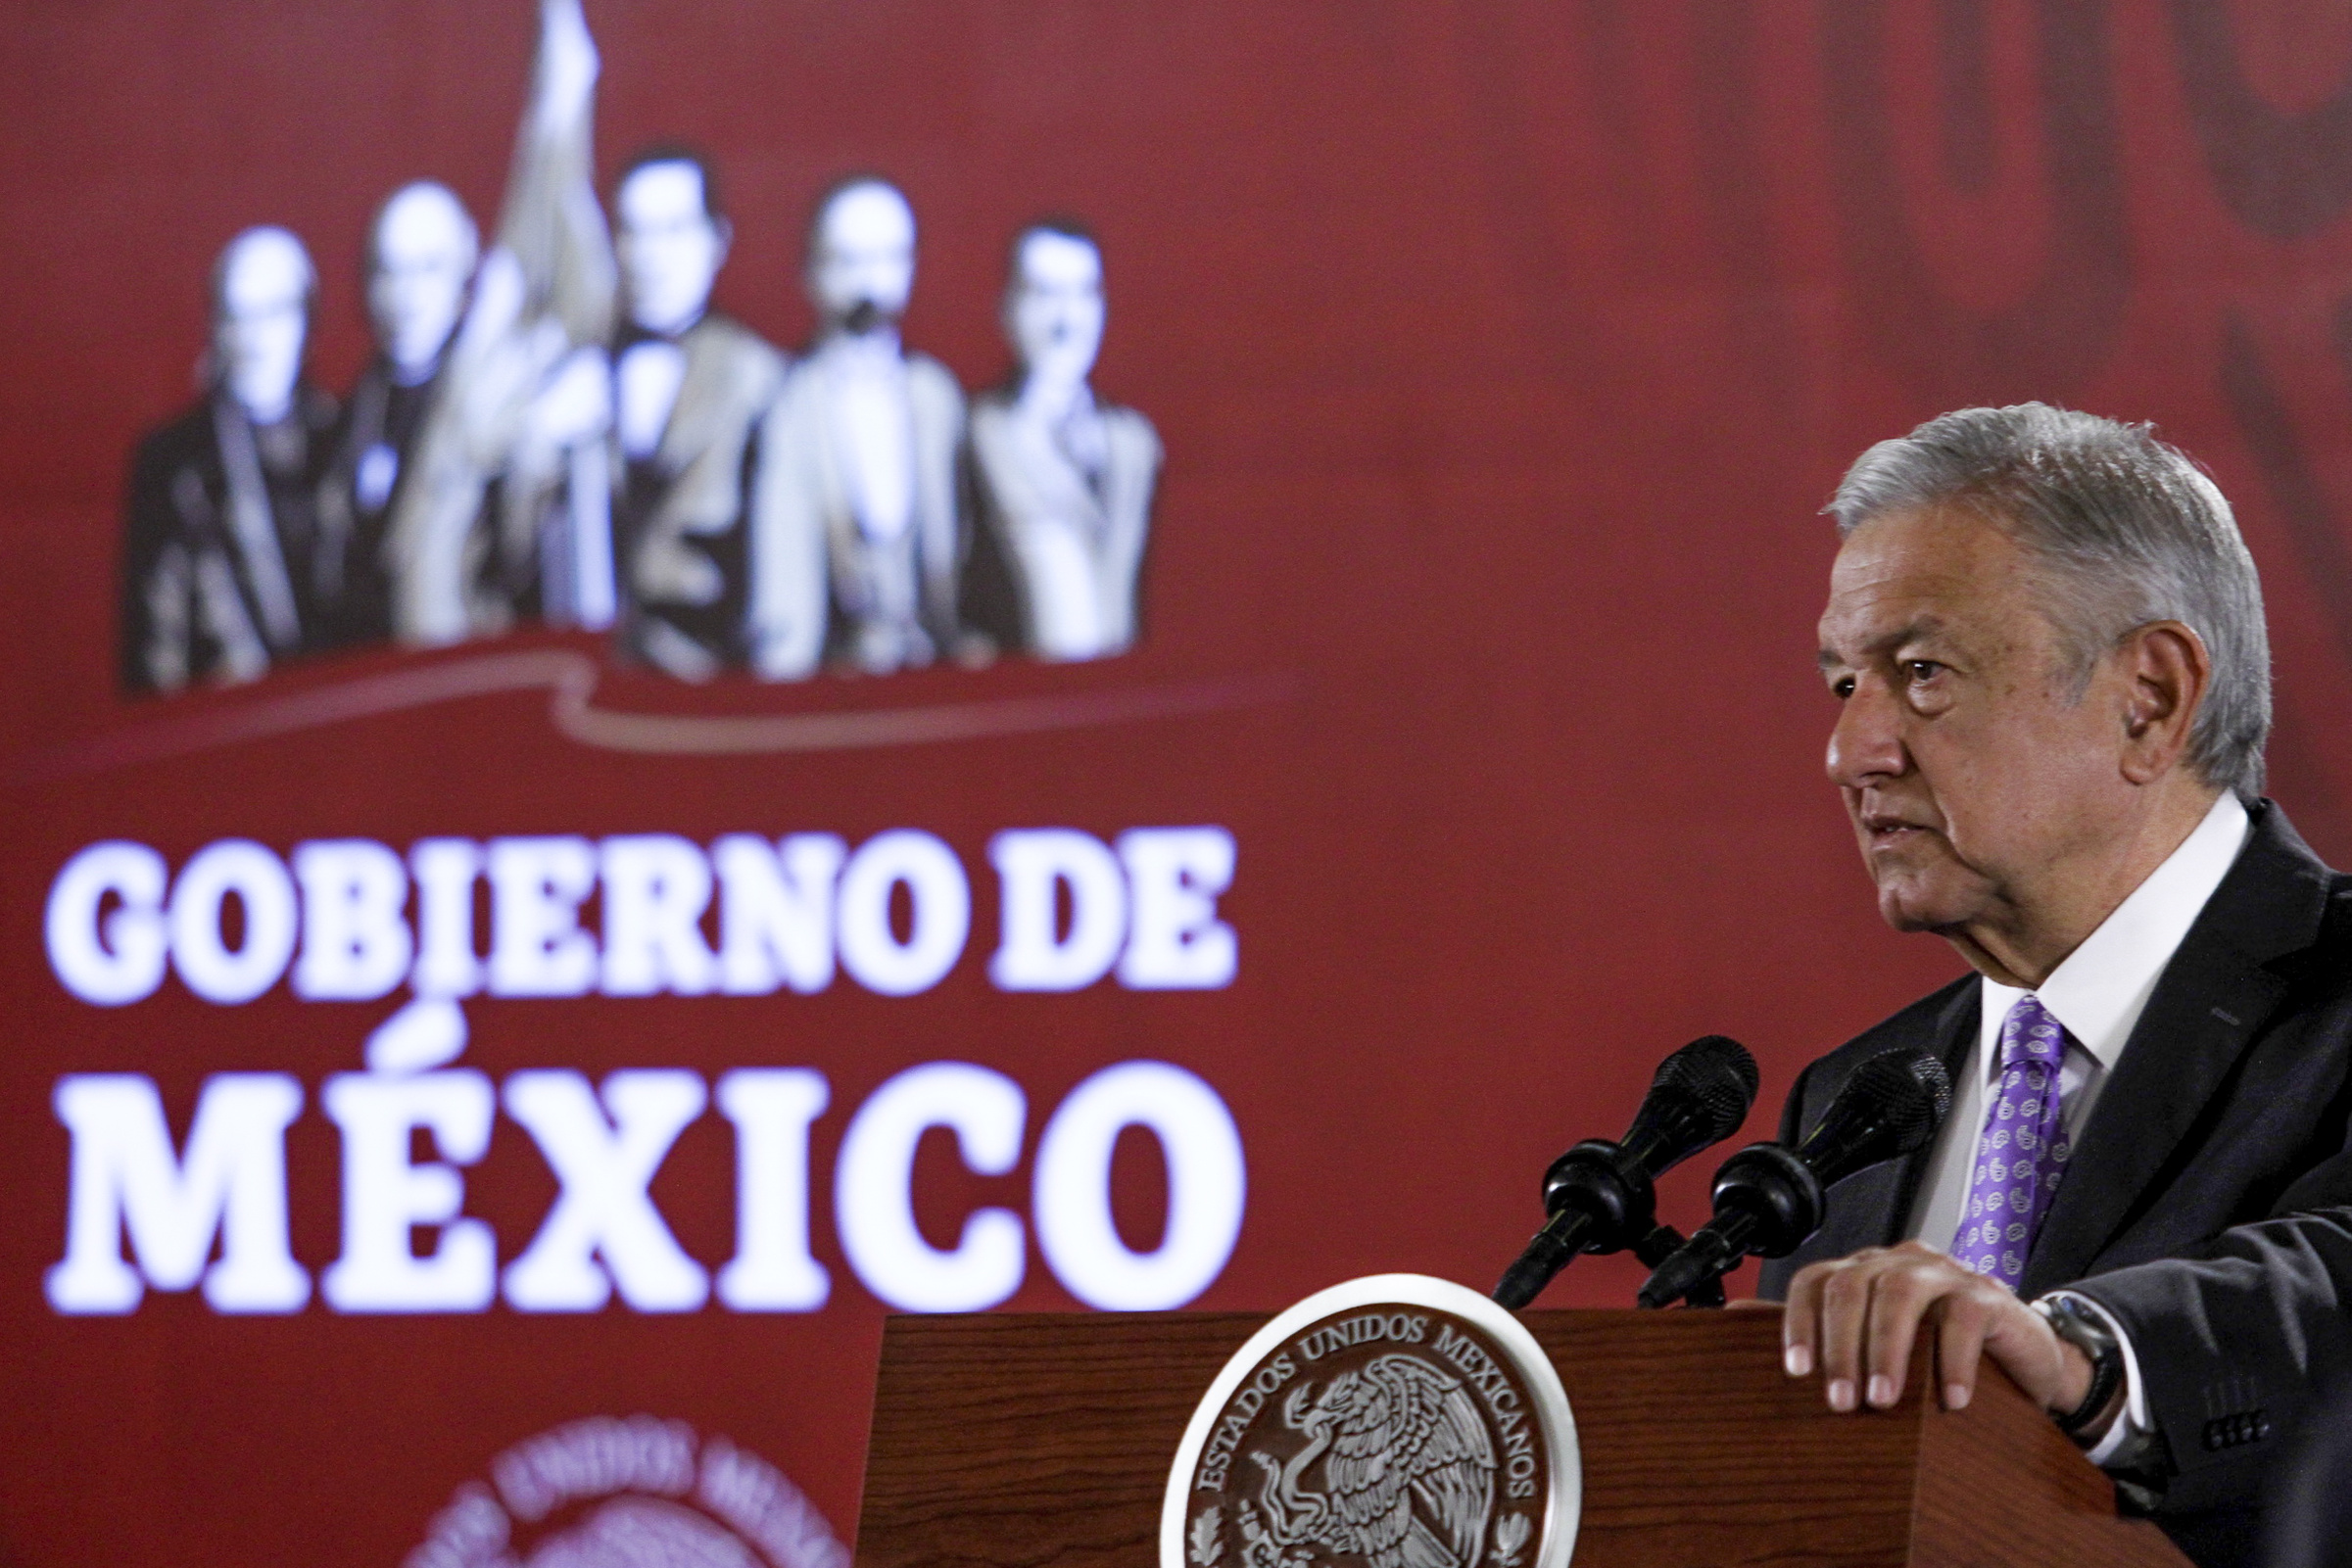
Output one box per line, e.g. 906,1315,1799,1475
1817,617,1946,670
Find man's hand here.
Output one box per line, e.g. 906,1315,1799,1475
525,347,613,451
1781,1241,2113,1435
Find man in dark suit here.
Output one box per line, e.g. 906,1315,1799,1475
604,146,786,679
315,181,478,650
748,178,966,679
121,226,338,693
1763,404,2351,1566
961,220,1160,665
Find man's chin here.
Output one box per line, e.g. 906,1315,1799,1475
1872,875,1980,935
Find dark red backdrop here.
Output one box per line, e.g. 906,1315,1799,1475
9,2,2352,1562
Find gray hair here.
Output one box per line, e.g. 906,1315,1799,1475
1828,404,2271,799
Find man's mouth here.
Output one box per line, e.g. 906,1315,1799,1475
1860,812,1931,846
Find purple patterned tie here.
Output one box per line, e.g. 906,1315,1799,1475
1953,993,2074,1290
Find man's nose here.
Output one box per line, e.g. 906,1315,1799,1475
1826,678,1907,788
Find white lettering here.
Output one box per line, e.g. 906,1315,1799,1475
409,837,483,998
46,840,168,1005
714,1068,831,1310
696,1433,851,1568
492,1413,698,1521
834,1062,1025,1311
714,833,843,995
835,831,969,996
168,838,300,1004
364,996,469,1074
600,834,717,996
486,836,598,998
46,1072,309,1312
1033,1061,1245,1309
293,838,413,1001
1118,828,1237,989
321,1069,496,1311
501,1069,708,1311
987,829,1128,992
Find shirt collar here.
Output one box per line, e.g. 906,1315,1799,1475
1979,791,2250,1076
821,326,904,369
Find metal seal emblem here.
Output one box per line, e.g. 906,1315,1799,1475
1163,1274,1580,1568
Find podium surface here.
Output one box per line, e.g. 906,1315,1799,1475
854,1307,2189,1568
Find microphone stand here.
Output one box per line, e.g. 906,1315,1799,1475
1632,1223,1725,1308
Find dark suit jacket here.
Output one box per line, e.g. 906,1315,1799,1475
317,356,439,650
120,386,338,693
1757,800,2352,1567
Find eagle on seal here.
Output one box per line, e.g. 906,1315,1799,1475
1248,1353,1497,1568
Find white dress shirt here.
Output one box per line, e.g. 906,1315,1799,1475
616,338,689,460
822,330,916,545
1903,789,2250,1461
1009,380,1112,659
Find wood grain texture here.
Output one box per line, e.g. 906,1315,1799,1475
853,1308,2190,1568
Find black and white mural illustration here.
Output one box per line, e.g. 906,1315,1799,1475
118,0,1159,698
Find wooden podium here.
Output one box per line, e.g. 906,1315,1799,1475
854,1307,2190,1568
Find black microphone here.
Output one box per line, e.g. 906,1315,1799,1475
1635,1044,1952,1309
1493,1034,1759,1309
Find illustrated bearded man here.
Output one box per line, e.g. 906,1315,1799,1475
746,177,967,680
120,225,339,693
606,146,787,679
1765,404,2352,1567
961,220,1161,664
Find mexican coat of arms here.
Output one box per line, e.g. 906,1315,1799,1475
1164,1275,1577,1568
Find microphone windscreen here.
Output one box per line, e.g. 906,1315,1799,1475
1842,1046,1952,1158
1650,1034,1760,1143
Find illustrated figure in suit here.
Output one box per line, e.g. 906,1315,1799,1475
386,0,617,647
120,226,339,693
1764,404,2349,1566
606,148,786,679
748,178,966,679
317,181,479,649
961,221,1160,663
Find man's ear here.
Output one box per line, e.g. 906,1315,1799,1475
2117,620,2210,784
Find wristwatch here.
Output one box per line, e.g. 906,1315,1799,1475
2033,1294,2125,1438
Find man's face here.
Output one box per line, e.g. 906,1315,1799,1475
1005,231,1104,389
368,186,474,376
1817,506,2133,937
616,162,727,337
808,184,915,333
215,231,310,421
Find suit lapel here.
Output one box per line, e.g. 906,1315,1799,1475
2020,803,2330,1294
653,319,727,477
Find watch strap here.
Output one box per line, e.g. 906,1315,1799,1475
2035,1294,2124,1437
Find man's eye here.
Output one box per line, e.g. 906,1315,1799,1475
1830,676,1855,699
1904,660,1944,682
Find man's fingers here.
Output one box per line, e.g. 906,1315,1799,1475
1816,1259,1876,1411
1933,1290,1993,1410
1857,1244,1979,1406
1782,1262,1829,1377
1861,1261,1941,1407
1783,1245,2005,1415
